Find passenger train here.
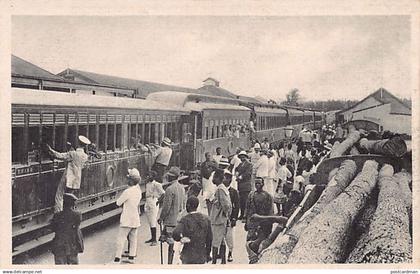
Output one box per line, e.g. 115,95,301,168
11,87,324,258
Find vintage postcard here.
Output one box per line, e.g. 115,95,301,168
0,0,418,272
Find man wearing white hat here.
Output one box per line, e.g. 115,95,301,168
148,137,173,183
47,135,90,213
113,168,142,264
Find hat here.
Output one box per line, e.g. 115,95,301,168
219,157,230,167
167,166,181,178
63,193,78,202
127,168,141,180
253,143,261,149
78,135,91,145
238,151,249,158
162,137,172,146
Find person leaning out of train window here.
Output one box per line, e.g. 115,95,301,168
47,135,90,213
113,168,142,264
50,193,84,265
147,137,173,183
158,166,187,265
144,170,165,246
172,196,213,264
235,151,253,221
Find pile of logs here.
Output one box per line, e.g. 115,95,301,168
258,130,412,264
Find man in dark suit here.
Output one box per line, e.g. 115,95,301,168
50,193,84,265
235,151,253,221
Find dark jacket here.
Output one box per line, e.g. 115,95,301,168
160,181,186,227
236,160,253,193
173,212,212,264
50,208,84,256
228,187,240,226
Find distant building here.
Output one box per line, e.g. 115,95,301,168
57,69,197,98
202,77,220,87
12,55,135,97
336,88,411,135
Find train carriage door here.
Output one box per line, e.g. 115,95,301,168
179,114,195,171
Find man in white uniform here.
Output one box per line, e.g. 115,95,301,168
113,168,142,264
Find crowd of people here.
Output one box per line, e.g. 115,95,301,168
48,126,338,265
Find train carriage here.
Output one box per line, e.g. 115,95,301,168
11,88,189,257
147,92,251,167
247,104,289,146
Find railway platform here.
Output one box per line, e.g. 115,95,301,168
17,213,250,265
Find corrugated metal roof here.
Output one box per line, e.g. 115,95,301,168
196,85,238,99
57,69,198,98
12,55,65,81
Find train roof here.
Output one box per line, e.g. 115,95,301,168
147,91,250,112
11,88,189,113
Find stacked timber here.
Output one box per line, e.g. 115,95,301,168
257,129,412,264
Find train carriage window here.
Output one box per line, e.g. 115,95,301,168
130,123,138,148
12,127,25,164
156,123,161,143
116,124,122,150
144,124,150,144
173,121,179,143
55,125,66,152
41,126,54,161
67,125,77,148
78,125,87,139
150,123,156,144
107,124,115,151
88,124,97,146
99,125,106,152
28,126,40,163
165,122,171,141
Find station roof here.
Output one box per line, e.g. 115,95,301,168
12,87,188,113
196,85,238,99
12,55,65,81
57,68,198,98
337,88,411,115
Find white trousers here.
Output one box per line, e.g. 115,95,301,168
225,226,234,251
115,226,138,258
145,199,159,228
263,177,274,197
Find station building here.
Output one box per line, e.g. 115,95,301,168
336,88,412,135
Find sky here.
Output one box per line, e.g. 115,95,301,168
12,15,412,101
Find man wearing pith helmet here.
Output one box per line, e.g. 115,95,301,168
148,137,173,183
158,166,187,264
47,135,90,213
113,168,142,264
